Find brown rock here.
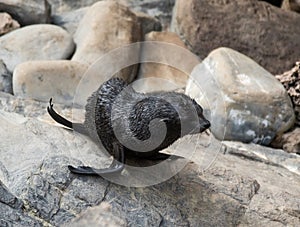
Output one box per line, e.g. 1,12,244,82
171,0,300,75
0,0,51,26
276,61,300,126
136,31,198,92
0,13,20,35
282,0,300,12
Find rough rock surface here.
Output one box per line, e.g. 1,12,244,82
0,93,299,226
52,7,88,36
0,60,12,94
126,0,175,30
171,0,300,75
0,12,20,36
13,61,88,105
0,0,51,26
272,127,300,153
64,203,126,227
276,61,300,126
0,24,75,73
48,0,100,14
186,47,295,145
136,31,193,92
134,11,162,36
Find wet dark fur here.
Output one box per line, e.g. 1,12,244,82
48,77,210,175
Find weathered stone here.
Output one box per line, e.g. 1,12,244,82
171,0,300,75
272,127,300,153
134,11,162,35
136,31,194,92
186,47,295,145
72,1,141,83
0,60,12,94
48,0,100,14
0,94,300,226
13,60,88,105
0,24,75,73
52,7,88,36
64,203,126,227
0,0,51,26
282,0,300,12
0,12,20,36
0,180,42,226
276,61,300,126
125,0,175,30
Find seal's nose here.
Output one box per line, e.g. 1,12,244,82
200,120,210,132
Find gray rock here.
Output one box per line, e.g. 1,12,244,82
0,180,42,226
0,93,300,226
13,60,88,105
64,203,126,227
0,24,75,73
0,60,12,94
0,12,20,36
48,0,100,14
52,7,88,36
171,0,300,75
186,47,295,145
0,0,51,26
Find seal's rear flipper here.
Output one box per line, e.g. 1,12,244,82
68,143,125,176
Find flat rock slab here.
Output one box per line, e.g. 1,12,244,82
0,24,75,73
172,0,300,74
13,60,88,105
186,47,295,145
0,0,51,26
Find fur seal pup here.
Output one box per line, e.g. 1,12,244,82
47,77,210,176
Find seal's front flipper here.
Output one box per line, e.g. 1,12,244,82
68,143,125,176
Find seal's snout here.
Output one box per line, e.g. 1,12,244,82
200,119,211,132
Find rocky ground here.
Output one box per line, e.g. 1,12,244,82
0,0,299,226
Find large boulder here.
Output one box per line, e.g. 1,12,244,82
0,24,75,73
0,0,51,26
13,61,88,105
186,47,295,145
171,0,300,75
0,93,299,226
72,1,141,67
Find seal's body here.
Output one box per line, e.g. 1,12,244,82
48,77,210,176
